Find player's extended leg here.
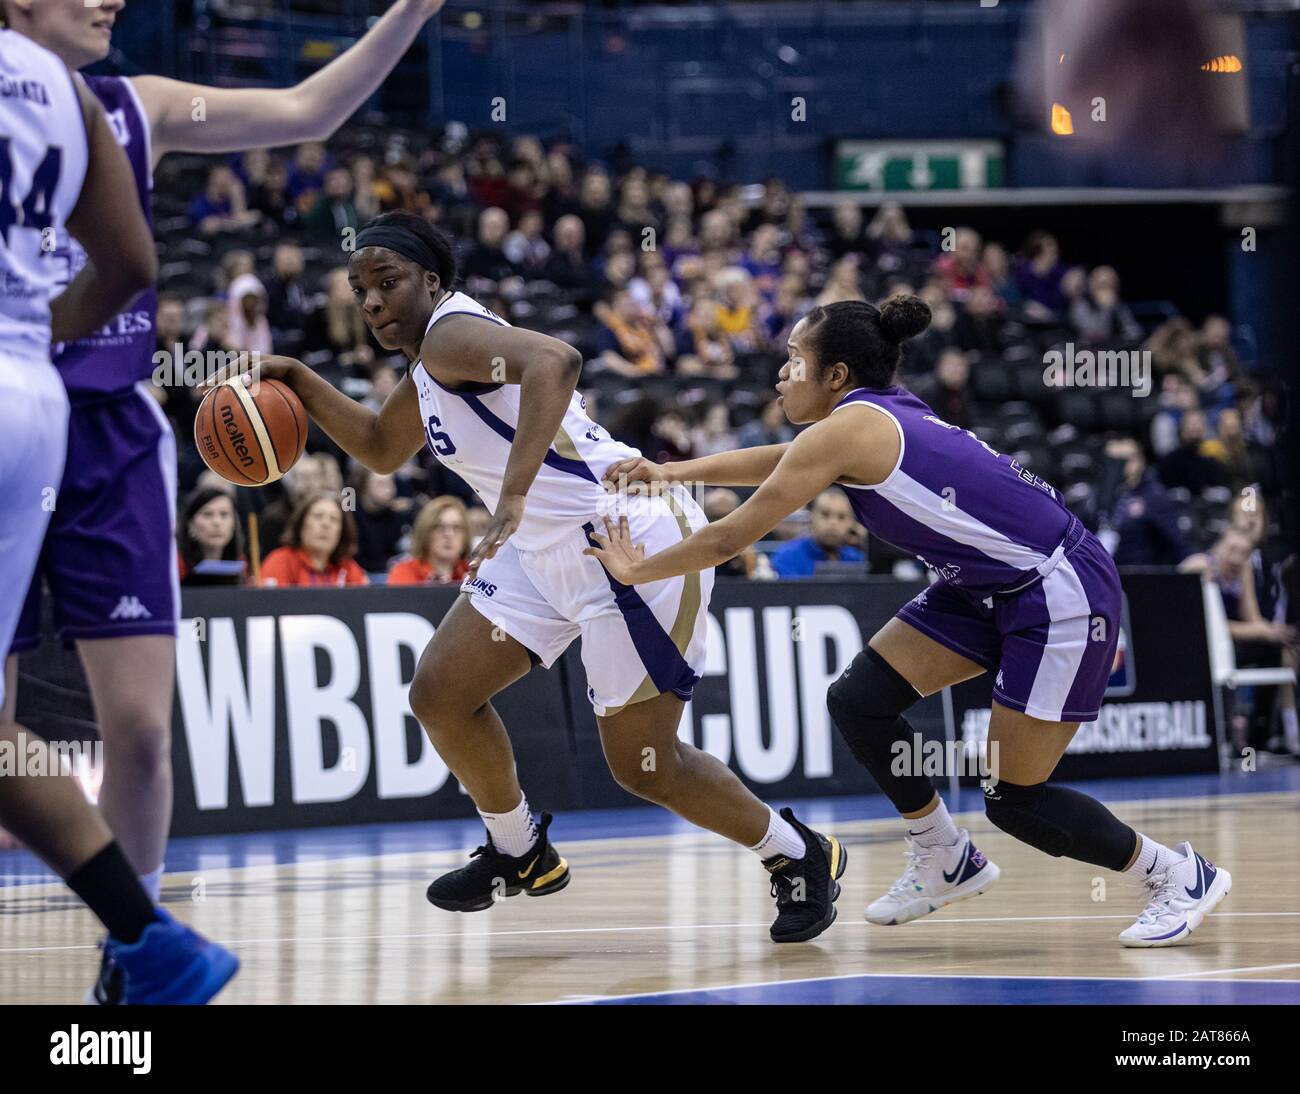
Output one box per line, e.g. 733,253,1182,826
596,692,847,943
416,595,573,912
828,616,1001,925
77,636,175,891
984,704,1232,947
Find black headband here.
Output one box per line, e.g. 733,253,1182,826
353,226,442,274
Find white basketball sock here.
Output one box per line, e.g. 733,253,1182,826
1126,833,1182,880
905,797,960,848
138,866,163,904
479,796,539,858
751,807,807,860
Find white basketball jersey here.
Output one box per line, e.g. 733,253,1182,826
0,30,89,362
411,291,641,550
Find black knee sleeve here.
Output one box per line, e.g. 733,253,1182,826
983,780,1137,870
826,647,934,813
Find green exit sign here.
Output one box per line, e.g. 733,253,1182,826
835,140,1005,192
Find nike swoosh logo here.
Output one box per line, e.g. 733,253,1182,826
943,846,968,884
1145,858,1157,875
1184,855,1204,900
517,855,540,879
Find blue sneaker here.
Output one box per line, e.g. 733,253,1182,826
112,908,239,1005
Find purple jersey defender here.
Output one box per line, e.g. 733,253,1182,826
12,76,179,653
833,386,1122,723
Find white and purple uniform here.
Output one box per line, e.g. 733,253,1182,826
834,386,1121,722
0,31,89,705
12,75,178,653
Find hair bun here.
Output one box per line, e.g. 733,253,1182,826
878,295,932,344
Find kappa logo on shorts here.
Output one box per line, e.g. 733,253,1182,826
108,596,152,621
995,670,1005,690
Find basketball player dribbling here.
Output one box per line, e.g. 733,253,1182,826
0,0,450,1001
0,27,236,1002
235,211,848,943
588,296,1233,948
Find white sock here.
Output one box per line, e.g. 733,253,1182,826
478,796,539,858
905,797,960,848
1126,834,1183,881
750,807,807,861
138,866,163,904
1282,708,1299,752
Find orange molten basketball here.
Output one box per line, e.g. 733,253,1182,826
194,377,308,486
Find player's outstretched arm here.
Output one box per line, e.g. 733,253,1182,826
225,356,425,475
587,406,897,585
603,445,791,492
133,0,446,162
52,80,157,345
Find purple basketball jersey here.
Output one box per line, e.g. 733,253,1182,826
835,386,1075,596
50,75,157,396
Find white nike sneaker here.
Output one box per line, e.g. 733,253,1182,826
1119,842,1232,948
865,828,1000,926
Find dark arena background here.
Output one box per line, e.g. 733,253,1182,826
1,0,1299,1042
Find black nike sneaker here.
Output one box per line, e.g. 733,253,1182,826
84,939,124,1005
426,812,571,912
763,807,847,943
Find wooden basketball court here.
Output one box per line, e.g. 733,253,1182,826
2,770,1297,1004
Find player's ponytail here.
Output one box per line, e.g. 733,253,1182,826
803,295,931,389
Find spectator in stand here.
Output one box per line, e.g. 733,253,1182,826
362,364,400,414
1145,315,1199,378
678,297,738,379
387,497,472,586
762,274,811,345
932,227,990,302
827,198,868,260
177,487,246,585
865,201,914,272
306,268,376,373
713,267,764,352
816,254,866,306
304,166,361,242
461,206,517,282
226,273,273,356
249,154,295,230
954,284,1005,354
1195,314,1240,411
349,467,410,574
690,404,739,458
737,395,796,449
1181,527,1297,754
256,454,325,555
771,490,866,578
373,158,428,216
1069,265,1142,344
615,173,659,239
629,257,685,330
980,240,1021,307
265,242,311,335
741,222,783,299
1204,407,1252,491
1158,409,1224,492
591,288,669,376
349,155,381,222
646,408,694,464
503,209,550,273
154,292,186,359
1104,437,1192,565
190,164,262,235
288,141,329,209
216,249,256,296
919,349,974,430
1014,230,1070,318
577,168,616,256
260,493,369,588
702,488,767,579
1149,372,1200,458
541,214,596,297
